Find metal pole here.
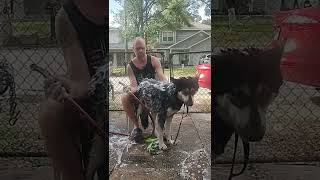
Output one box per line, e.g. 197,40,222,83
124,0,128,74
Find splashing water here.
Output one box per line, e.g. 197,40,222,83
179,149,210,180
109,135,129,165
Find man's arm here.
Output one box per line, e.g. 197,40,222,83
127,64,138,92
152,56,167,82
54,8,90,99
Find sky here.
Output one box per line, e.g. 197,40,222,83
109,0,122,27
109,0,210,28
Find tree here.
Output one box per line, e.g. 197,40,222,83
199,0,211,16
113,0,208,48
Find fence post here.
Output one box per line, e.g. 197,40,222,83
169,53,173,79
0,2,12,46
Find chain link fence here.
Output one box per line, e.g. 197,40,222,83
0,0,64,158
109,51,166,111
108,51,212,113
213,2,320,164
169,51,211,113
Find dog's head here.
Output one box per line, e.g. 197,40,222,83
170,76,199,106
213,42,285,155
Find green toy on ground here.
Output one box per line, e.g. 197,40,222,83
145,135,159,155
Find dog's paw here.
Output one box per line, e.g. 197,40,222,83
159,143,168,150
164,136,175,145
168,139,175,145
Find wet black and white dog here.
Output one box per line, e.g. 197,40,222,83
213,42,285,157
135,76,199,150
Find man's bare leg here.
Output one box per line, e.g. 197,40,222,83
121,93,144,143
121,93,139,128
39,99,84,180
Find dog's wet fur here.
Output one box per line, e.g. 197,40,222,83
135,76,199,150
213,43,285,157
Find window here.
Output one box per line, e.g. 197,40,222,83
162,31,174,43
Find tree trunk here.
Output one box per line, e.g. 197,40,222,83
226,0,236,31
138,0,144,37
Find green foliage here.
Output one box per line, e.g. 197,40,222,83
112,0,208,48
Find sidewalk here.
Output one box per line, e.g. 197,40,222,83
109,111,212,180
213,162,320,180
0,111,319,179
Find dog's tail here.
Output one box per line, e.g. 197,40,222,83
140,110,149,129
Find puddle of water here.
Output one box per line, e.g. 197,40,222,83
179,148,210,180
109,135,129,165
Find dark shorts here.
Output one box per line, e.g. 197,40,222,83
63,0,107,128
52,2,107,178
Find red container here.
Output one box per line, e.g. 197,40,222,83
196,64,211,90
269,6,320,87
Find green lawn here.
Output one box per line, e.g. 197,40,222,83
213,16,275,47
11,20,50,37
112,66,197,77
165,66,197,77
8,16,274,47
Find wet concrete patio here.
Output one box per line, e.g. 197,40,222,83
1,111,320,179
108,111,212,180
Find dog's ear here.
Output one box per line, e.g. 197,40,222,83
195,74,200,82
259,40,286,91
192,76,199,89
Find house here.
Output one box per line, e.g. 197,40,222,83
154,22,211,65
109,28,134,68
109,22,211,67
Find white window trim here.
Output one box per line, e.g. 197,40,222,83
161,31,175,44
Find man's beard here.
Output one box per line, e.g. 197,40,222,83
137,53,145,58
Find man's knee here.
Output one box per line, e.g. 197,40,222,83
121,93,131,106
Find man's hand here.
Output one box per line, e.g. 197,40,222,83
44,76,88,103
123,86,131,93
44,77,68,103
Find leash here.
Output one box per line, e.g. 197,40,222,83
118,81,187,143
228,134,250,180
173,104,188,145
118,82,155,123
29,64,116,138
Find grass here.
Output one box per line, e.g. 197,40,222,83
165,66,197,77
11,20,50,38
213,16,275,47
112,66,197,77
7,16,274,47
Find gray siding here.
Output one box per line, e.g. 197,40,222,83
171,32,210,49
176,30,200,43
189,38,211,65
204,30,211,35
190,38,211,52
253,0,266,13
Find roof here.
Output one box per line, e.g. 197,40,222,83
180,22,211,30
168,31,210,49
188,36,211,49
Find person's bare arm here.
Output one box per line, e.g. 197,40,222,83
152,56,167,82
127,64,138,93
51,8,90,100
